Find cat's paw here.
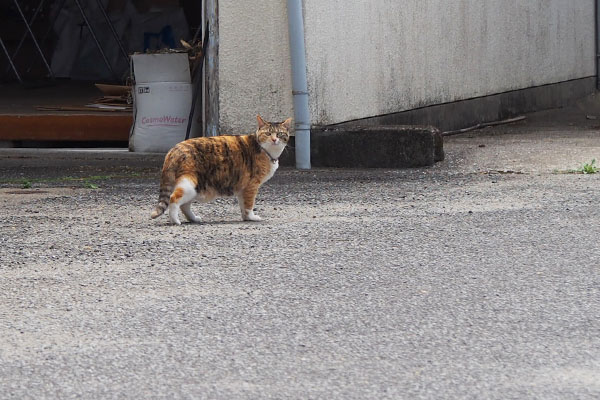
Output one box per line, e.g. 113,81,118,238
243,210,262,222
183,212,202,223
168,204,182,225
169,214,182,225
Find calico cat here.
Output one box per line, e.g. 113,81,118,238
151,115,291,225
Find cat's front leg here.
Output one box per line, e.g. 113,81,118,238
237,185,261,222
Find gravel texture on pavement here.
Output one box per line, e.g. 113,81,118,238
1,109,600,399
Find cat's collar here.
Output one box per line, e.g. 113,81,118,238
262,148,279,164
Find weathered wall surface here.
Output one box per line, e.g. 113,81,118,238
302,0,596,125
218,0,596,131
217,1,294,134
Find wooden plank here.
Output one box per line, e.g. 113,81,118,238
0,114,132,141
36,105,131,112
204,0,219,136
94,84,131,97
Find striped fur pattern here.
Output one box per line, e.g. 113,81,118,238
151,115,292,224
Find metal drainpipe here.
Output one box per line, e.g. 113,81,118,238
286,0,311,170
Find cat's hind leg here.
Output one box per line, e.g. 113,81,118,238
168,177,197,225
181,202,201,223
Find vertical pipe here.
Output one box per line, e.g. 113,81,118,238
286,0,311,170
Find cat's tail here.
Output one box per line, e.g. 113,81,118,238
151,168,176,219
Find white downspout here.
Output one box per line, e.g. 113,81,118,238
286,0,311,170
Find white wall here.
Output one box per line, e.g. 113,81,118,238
218,1,294,134
303,0,596,125
218,0,596,130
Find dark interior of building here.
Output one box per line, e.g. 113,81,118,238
0,0,202,146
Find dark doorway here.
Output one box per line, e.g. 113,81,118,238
0,0,203,146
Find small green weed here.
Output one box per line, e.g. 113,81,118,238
555,159,600,174
22,179,32,189
84,182,99,189
579,159,599,174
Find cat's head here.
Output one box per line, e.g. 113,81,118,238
255,115,292,151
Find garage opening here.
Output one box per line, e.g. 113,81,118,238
0,0,203,147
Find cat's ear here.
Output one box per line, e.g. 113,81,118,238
281,118,293,131
257,115,268,129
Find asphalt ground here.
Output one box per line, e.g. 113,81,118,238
1,103,599,399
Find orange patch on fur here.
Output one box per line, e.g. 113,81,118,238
170,187,184,204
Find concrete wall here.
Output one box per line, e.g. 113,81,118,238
218,0,596,131
217,1,294,134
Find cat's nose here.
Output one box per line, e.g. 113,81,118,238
271,137,278,144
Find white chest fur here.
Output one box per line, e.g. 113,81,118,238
261,160,279,184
